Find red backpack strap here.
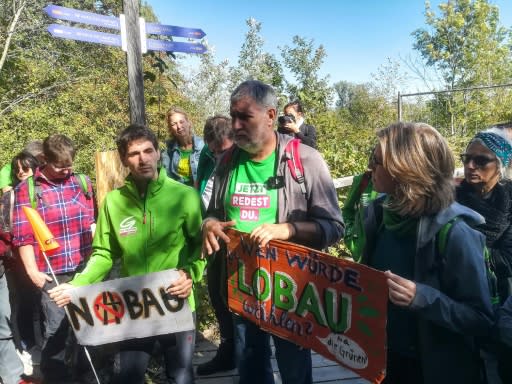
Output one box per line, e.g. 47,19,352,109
219,145,236,168
285,138,306,195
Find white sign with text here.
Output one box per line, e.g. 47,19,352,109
67,269,194,346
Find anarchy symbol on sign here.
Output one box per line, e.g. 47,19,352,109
93,291,125,325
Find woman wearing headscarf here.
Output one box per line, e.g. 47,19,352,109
456,128,512,383
362,122,494,384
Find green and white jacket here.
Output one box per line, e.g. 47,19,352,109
72,168,205,310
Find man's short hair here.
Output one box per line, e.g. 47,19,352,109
284,100,304,114
43,134,76,164
24,140,43,158
203,115,233,148
230,80,278,110
116,124,159,159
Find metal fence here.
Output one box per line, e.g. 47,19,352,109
397,83,512,136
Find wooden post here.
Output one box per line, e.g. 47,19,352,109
123,0,146,125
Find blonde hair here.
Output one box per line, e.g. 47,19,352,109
166,106,190,123
165,106,194,142
377,122,455,217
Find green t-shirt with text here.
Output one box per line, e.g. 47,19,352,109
225,150,278,233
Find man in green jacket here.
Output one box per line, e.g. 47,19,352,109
50,124,205,384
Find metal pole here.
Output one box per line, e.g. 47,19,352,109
397,91,402,122
42,251,101,384
123,0,146,125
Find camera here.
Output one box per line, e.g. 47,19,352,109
278,114,295,126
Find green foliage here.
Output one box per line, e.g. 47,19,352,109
194,278,217,332
229,18,284,94
412,0,512,136
413,0,510,87
279,36,333,113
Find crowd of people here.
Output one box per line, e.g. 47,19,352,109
0,79,511,384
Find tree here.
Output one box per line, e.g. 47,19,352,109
370,58,407,104
413,0,510,88
0,0,187,174
412,0,512,135
279,36,332,114
230,18,284,93
181,43,231,120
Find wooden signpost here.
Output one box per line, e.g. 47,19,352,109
43,2,207,124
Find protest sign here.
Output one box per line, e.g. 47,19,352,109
66,269,194,346
226,229,388,384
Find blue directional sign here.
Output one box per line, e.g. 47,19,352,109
146,39,207,54
43,5,120,30
47,24,122,48
145,23,205,39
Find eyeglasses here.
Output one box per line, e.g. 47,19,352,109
460,153,496,168
371,152,383,167
49,163,73,172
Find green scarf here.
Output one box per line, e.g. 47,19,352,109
382,198,418,237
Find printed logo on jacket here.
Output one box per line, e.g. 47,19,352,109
119,216,137,236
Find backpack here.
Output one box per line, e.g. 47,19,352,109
284,138,306,195
27,173,92,209
343,172,378,261
437,217,500,307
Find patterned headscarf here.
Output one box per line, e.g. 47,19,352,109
474,131,512,167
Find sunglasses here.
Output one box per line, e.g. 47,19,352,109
460,153,496,168
371,152,383,167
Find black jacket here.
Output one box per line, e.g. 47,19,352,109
278,122,317,149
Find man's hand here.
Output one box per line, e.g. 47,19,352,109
167,270,193,299
385,270,417,307
250,223,295,247
202,218,236,257
28,271,52,290
48,283,74,307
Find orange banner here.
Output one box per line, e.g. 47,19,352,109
22,206,59,254
226,229,387,384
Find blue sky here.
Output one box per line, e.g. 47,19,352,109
146,1,512,92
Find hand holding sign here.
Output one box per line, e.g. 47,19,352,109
167,270,193,298
249,223,295,247
201,218,236,256
49,283,74,307
385,270,417,306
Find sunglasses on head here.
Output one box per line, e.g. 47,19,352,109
460,153,496,168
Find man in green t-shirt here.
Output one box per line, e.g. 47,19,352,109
202,80,344,384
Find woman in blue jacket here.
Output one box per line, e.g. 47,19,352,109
161,106,204,186
362,122,494,384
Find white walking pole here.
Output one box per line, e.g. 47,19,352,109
22,206,101,384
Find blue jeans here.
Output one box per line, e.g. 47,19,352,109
0,273,24,384
234,316,312,384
